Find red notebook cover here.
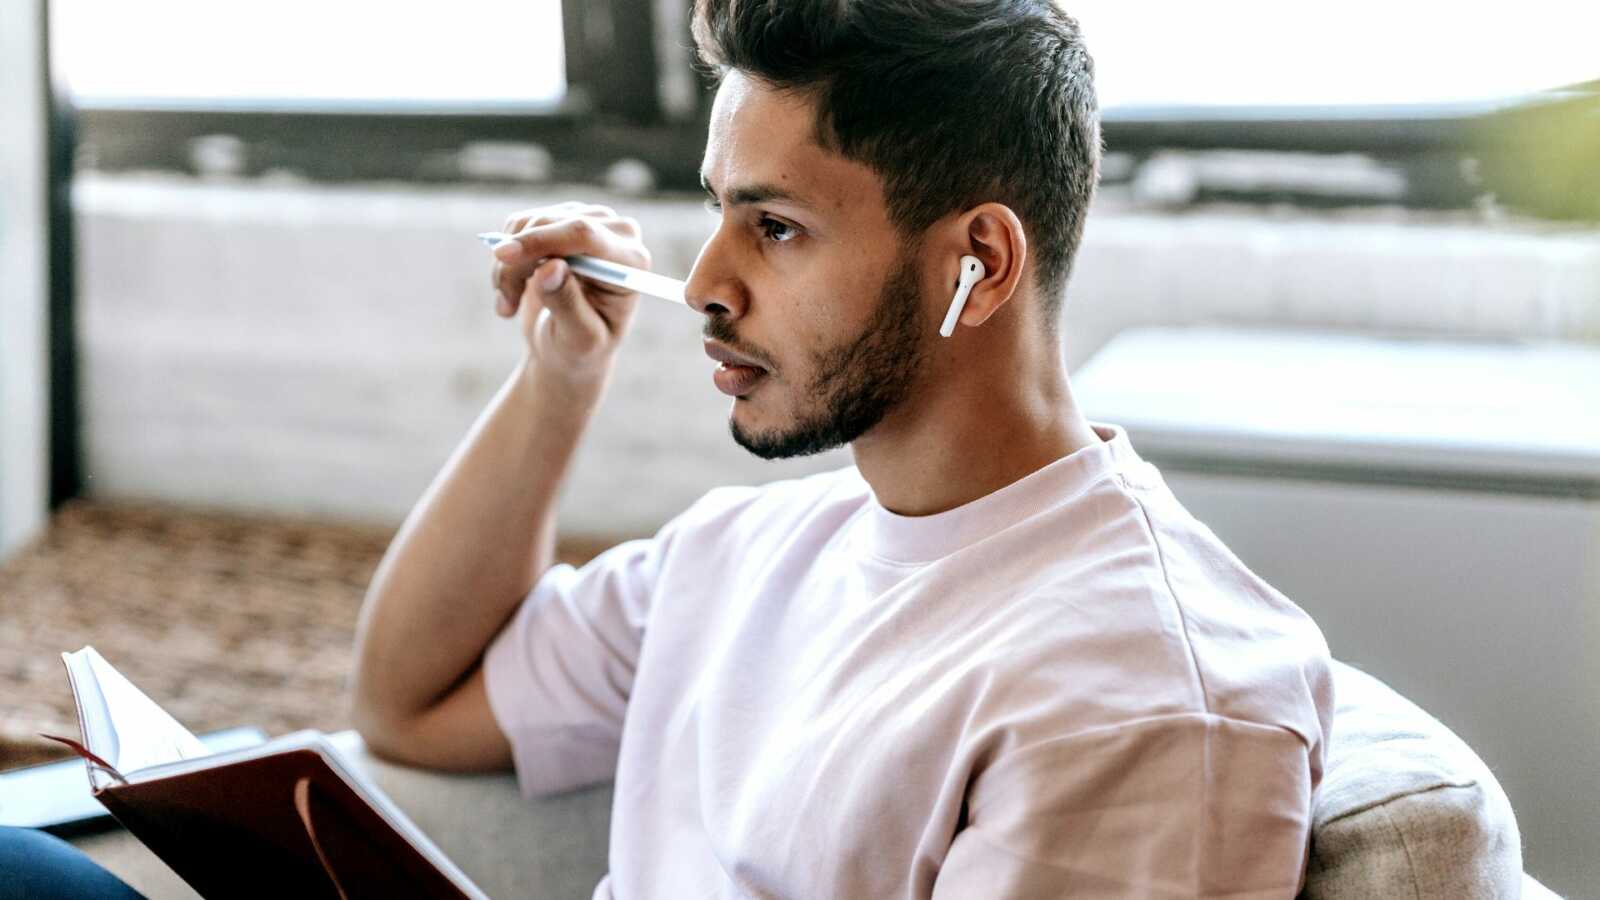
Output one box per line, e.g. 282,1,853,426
84,746,477,899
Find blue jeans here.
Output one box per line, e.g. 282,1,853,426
0,826,145,899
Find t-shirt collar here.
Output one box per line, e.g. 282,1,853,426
855,421,1142,565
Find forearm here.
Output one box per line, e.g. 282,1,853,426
351,355,606,734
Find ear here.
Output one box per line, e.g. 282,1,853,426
949,203,1027,329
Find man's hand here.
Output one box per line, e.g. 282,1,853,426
490,202,650,384
352,202,649,768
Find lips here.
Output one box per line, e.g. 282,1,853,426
712,363,766,397
703,341,766,370
704,341,769,398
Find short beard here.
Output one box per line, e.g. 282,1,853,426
729,252,928,460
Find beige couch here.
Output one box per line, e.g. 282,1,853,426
75,660,1566,898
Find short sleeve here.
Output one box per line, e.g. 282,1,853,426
483,535,664,798
932,713,1315,899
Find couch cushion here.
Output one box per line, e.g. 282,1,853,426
331,732,613,899
1300,660,1523,899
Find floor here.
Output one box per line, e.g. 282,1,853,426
0,498,612,770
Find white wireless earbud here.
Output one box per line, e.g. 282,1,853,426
939,255,986,338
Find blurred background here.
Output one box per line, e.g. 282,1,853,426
2,0,1597,894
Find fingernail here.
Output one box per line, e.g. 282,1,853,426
496,294,511,316
492,240,522,261
540,259,567,293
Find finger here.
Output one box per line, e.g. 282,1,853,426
510,207,624,240
497,209,569,309
492,210,649,313
493,261,522,315
503,210,533,234
527,259,611,352
493,217,649,295
503,203,584,234
503,203,616,236
509,248,651,309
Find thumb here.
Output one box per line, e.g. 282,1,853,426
528,259,609,348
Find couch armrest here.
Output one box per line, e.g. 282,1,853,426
327,730,612,898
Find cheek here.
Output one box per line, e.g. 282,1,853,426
752,284,830,363
751,247,891,367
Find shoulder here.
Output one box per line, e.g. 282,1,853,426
969,472,1332,752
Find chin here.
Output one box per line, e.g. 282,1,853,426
728,402,858,461
728,393,776,435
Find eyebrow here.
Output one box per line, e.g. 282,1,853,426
700,171,813,210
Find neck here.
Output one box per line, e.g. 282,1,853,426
850,327,1102,517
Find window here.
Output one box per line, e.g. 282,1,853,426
55,0,705,189
53,0,567,110
1076,2,1598,110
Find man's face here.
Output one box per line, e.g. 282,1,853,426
687,72,932,459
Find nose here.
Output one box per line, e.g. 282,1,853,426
683,230,748,321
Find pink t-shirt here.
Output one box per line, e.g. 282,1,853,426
485,421,1334,899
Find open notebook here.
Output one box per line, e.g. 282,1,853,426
45,646,489,899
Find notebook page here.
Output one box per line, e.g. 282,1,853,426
76,646,210,776
61,648,117,771
61,648,126,792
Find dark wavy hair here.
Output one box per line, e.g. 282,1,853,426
691,0,1101,327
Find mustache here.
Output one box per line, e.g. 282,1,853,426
703,315,776,370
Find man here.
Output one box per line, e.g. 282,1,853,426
352,1,1334,898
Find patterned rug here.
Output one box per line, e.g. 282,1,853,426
0,499,615,771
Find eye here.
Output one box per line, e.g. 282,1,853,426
703,198,722,215
759,216,799,243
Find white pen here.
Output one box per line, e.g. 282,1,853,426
475,232,688,306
